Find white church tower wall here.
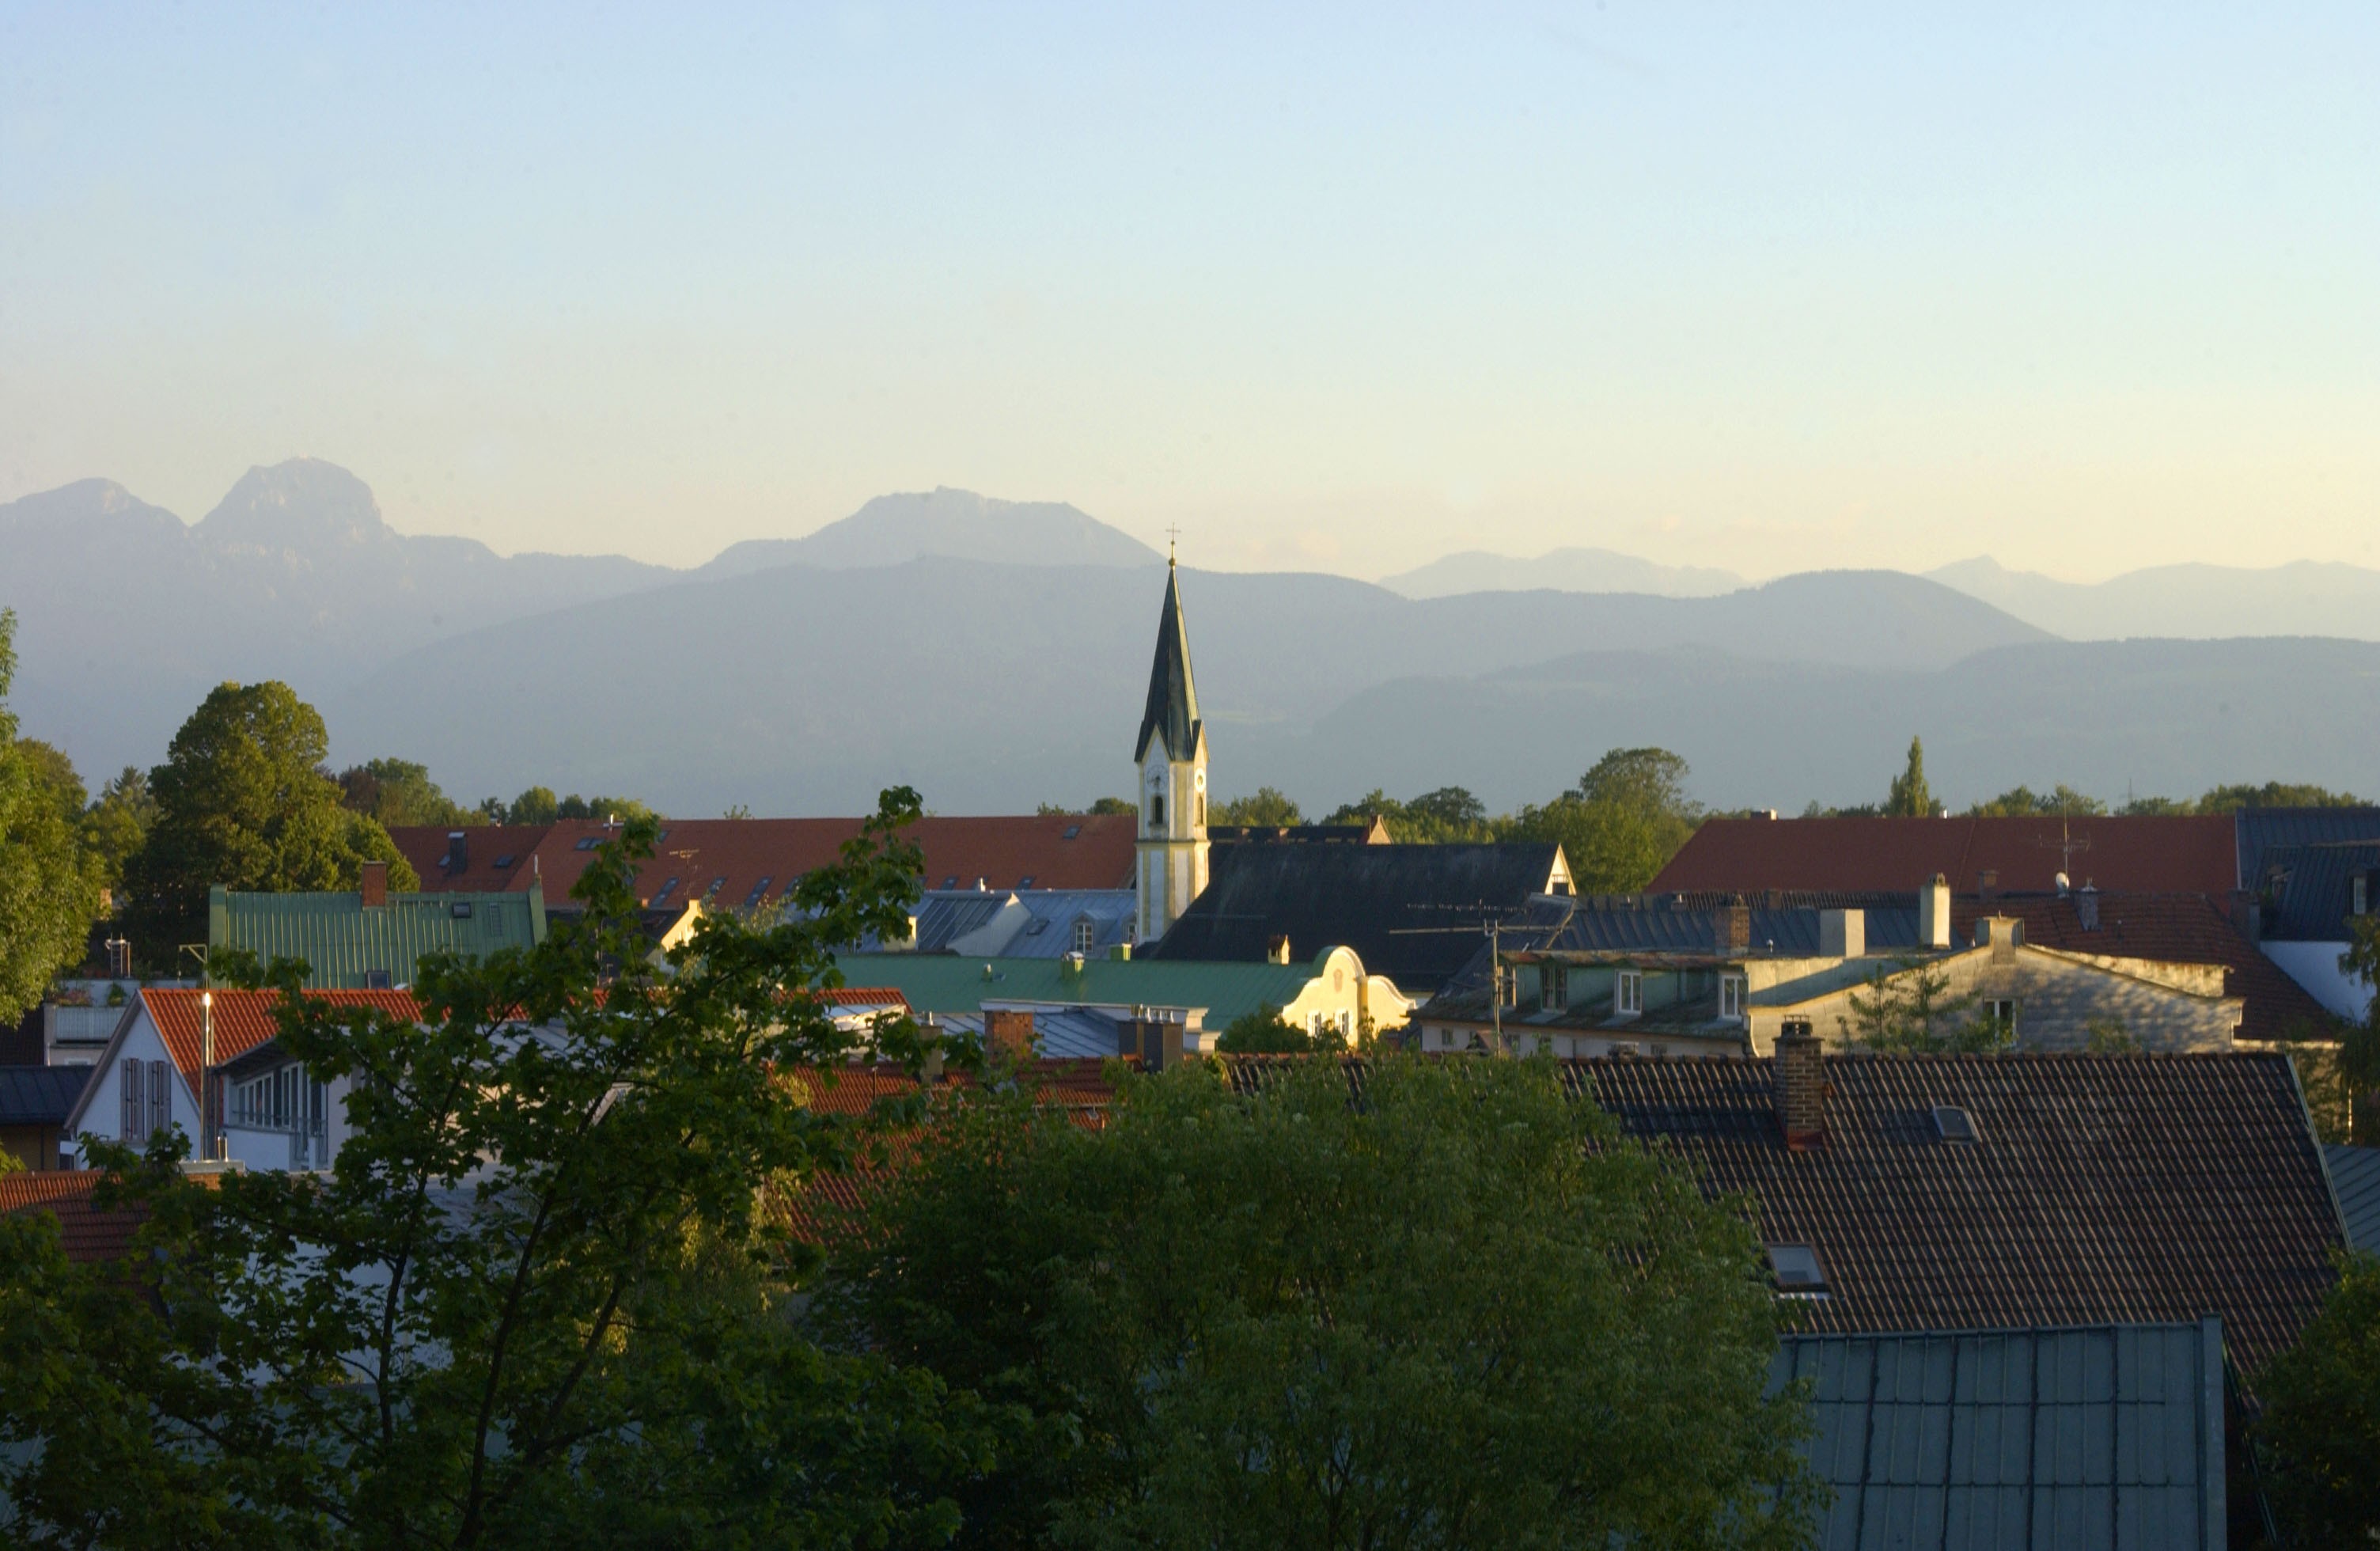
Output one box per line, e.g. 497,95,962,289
1134,555,1210,943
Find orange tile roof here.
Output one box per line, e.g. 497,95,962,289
142,988,421,1097
1651,813,2236,897
0,1170,149,1263
392,813,1139,909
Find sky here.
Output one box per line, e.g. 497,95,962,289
2,2,2375,582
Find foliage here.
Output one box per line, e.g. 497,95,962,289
2117,794,2192,815
2256,1253,2380,1548
1212,786,1302,827
1884,736,1933,817
1320,785,1496,844
1211,1003,1318,1053
1965,783,2106,817
0,612,108,1022
118,681,418,959
2083,1015,2139,1054
336,757,477,829
0,790,991,1548
832,1054,1817,1551
497,785,659,826
2343,915,2380,1030
1838,956,2003,1054
81,764,161,890
2197,780,2364,812
1037,798,1137,817
1510,747,1701,893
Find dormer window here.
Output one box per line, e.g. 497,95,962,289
1614,970,1643,1019
1071,918,1097,956
1539,963,1567,1013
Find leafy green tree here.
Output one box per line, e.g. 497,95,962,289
1965,783,2105,817
2117,794,2191,815
1037,798,1136,817
1838,957,2003,1053
2197,780,2364,812
1319,786,1497,844
0,613,108,1022
1213,787,1302,827
554,792,658,824
832,1054,1817,1551
119,681,418,958
505,784,561,824
2256,1253,2380,1547
1884,736,1934,817
336,757,477,828
81,765,160,891
0,791,989,1547
1211,1003,1317,1053
1510,747,1701,893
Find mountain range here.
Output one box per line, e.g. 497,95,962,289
3,460,2375,814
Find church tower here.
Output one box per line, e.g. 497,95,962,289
1133,552,1209,943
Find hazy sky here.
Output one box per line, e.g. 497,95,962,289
3,3,2374,581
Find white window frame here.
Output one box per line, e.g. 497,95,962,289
1983,998,2017,1038
1719,974,1745,1023
1615,970,1643,1018
1071,918,1097,957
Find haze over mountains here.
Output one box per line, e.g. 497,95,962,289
3,459,2376,816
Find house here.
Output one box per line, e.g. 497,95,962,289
0,1170,156,1263
1776,1320,2228,1551
2248,842,2378,1022
2234,805,2380,891
834,944,1410,1049
1411,891,2243,1056
1142,842,1572,996
866,887,1138,958
387,813,1143,912
0,1066,91,1170
1651,813,2239,897
57,988,419,1168
210,865,546,989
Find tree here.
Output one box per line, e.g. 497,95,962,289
0,613,108,1022
1213,787,1302,827
81,765,160,891
505,784,560,825
1211,1004,1317,1053
2256,1253,2380,1547
1884,737,1933,817
336,757,476,828
119,681,418,958
1965,783,2105,817
832,1055,1817,1550
2198,780,2364,812
1838,957,2003,1054
0,791,988,1547
1509,747,1701,893
1037,798,1136,817
1318,786,1496,844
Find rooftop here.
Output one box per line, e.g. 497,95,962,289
1651,814,2238,897
0,1064,93,1126
832,952,1336,1028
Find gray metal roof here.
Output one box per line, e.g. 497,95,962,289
930,1007,1124,1061
867,889,1138,958
1773,1319,2226,1551
0,1065,93,1126
2257,841,2380,942
2237,806,2380,889
2325,1144,2380,1253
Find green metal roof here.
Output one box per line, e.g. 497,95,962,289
832,952,1324,1025
209,885,548,990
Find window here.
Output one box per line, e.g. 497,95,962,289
1148,793,1166,830
1615,971,1643,1018
1063,825,1082,840
365,969,394,990
1497,965,1518,1010
1720,974,1745,1022
2357,874,2370,916
492,853,516,870
1539,963,1567,1013
450,901,474,919
1024,918,1048,936
650,878,680,905
1766,1243,1828,1297
744,875,775,908
1071,918,1097,956
1018,875,1035,889
1981,999,2017,1039
1932,1105,1980,1143
575,836,601,851
703,876,727,901
120,1056,145,1141
1197,793,1207,825
149,1059,169,1142
942,876,959,889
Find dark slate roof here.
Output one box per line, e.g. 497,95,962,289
2257,842,2380,942
1143,844,1565,991
1575,1053,2340,1375
2324,1144,2380,1253
1775,1320,2226,1551
2236,806,2380,889
1653,814,2238,897
1134,562,1201,764
0,1065,91,1126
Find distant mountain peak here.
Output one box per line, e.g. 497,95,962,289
699,486,1162,579
195,457,395,553
1377,544,1744,600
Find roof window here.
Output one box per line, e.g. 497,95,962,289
703,876,727,901
492,854,516,870
650,878,680,905
1025,919,1049,935
1766,1243,1828,1297
942,876,959,889
575,837,601,851
1931,1105,1980,1144
744,875,774,908
1063,825,1082,840
1018,874,1036,889
449,901,474,919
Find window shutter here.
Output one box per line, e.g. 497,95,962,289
122,1058,142,1140
150,1060,171,1140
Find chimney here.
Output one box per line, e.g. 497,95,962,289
1976,867,1997,900
1119,1008,1181,1071
2076,883,2101,932
1975,915,2023,963
1819,908,1866,959
360,860,389,909
1720,903,1750,953
445,830,468,874
1919,873,1951,949
1773,1018,1827,1150
983,1007,1036,1063
1266,935,1292,965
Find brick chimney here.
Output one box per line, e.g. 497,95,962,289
983,1007,1036,1063
360,860,388,909
1719,903,1750,953
1773,1018,1827,1151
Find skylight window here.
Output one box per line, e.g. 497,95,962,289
1018,875,1036,889
492,854,516,870
1063,825,1082,840
650,878,680,905
575,837,601,851
744,875,774,908
1932,1105,1980,1143
1766,1243,1828,1297
942,876,959,889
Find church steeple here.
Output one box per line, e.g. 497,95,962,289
1135,556,1202,764
1132,552,1210,943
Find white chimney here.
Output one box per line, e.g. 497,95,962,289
1820,908,1866,959
1919,873,1951,949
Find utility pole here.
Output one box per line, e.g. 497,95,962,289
200,987,216,1162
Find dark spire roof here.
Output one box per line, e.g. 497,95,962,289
1135,559,1202,764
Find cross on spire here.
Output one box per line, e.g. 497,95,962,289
1165,524,1181,565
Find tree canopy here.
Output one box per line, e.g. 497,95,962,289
830,1053,1817,1550
1212,786,1303,827
1509,748,1702,893
1884,736,1933,817
0,612,107,1022
336,756,477,828
119,681,416,961
494,785,659,826
2256,1252,2380,1548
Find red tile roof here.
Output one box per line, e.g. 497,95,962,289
142,988,421,1098
392,813,1139,908
1651,814,2237,897
0,1170,149,1263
